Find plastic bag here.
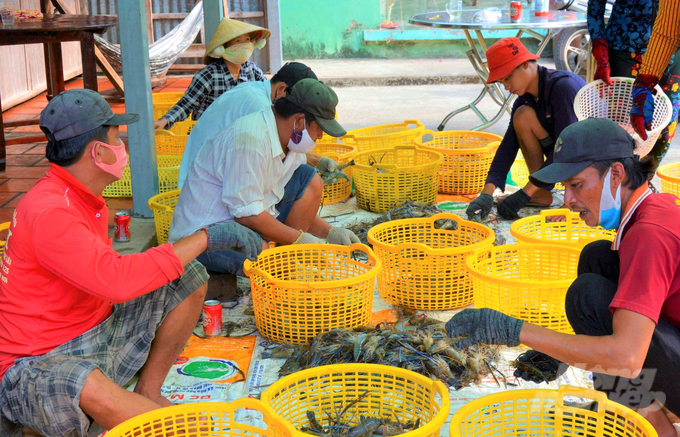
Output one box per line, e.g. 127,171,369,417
472,7,502,23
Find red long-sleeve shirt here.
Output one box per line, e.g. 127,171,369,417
0,164,184,380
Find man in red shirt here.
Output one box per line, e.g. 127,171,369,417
0,89,263,436
447,118,680,437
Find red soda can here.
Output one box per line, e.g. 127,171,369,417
114,211,131,242
202,300,223,337
510,1,522,21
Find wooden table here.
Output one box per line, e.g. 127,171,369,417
0,15,117,172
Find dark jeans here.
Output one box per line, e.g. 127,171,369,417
565,240,680,414
197,164,317,275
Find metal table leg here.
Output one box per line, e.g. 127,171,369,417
438,28,555,131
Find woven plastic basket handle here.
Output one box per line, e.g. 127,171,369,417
404,119,423,128
539,208,573,217
393,213,465,255
556,385,607,414
242,243,379,290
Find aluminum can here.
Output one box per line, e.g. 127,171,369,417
114,211,131,242
510,1,522,21
202,300,223,337
534,0,549,15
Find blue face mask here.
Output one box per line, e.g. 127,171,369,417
598,168,622,230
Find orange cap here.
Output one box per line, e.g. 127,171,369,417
485,37,539,84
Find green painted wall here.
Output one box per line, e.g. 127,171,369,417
280,0,382,59
280,1,553,59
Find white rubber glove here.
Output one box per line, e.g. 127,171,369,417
326,227,361,245
293,231,325,245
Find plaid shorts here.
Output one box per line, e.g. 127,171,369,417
0,260,208,437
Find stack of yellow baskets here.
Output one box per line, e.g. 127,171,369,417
103,130,187,197
413,130,502,194
151,92,197,135
105,92,193,197
147,189,181,245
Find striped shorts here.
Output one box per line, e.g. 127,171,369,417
0,260,208,437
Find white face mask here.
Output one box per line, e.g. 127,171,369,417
598,168,622,230
287,118,317,153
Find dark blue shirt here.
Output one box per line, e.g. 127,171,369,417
587,0,658,53
485,66,586,191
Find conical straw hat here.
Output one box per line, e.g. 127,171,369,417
204,18,271,64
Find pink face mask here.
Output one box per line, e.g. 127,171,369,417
91,139,128,180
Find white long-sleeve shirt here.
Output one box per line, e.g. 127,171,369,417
168,109,306,242
178,80,272,188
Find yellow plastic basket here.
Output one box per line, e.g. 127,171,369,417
106,399,296,437
152,92,197,135
353,145,444,213
511,208,616,249
155,129,188,155
450,385,657,437
657,162,680,197
243,243,381,345
510,155,565,190
148,189,180,245
261,363,450,437
367,213,495,310
103,155,182,197
467,243,580,333
347,120,425,152
414,130,502,195
0,221,9,257
311,139,358,205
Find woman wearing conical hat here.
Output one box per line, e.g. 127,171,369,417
155,18,271,130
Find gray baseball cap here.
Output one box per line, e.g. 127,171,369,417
530,118,636,185
40,89,140,141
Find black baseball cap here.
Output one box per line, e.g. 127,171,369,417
40,89,140,141
273,62,317,87
284,78,346,137
530,117,636,185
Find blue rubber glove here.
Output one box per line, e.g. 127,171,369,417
446,308,524,350
205,223,263,260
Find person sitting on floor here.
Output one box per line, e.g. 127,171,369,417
0,89,263,437
449,118,680,437
178,61,320,188
169,79,361,276
466,37,586,221
154,17,270,131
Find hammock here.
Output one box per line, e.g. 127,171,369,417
95,1,204,77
